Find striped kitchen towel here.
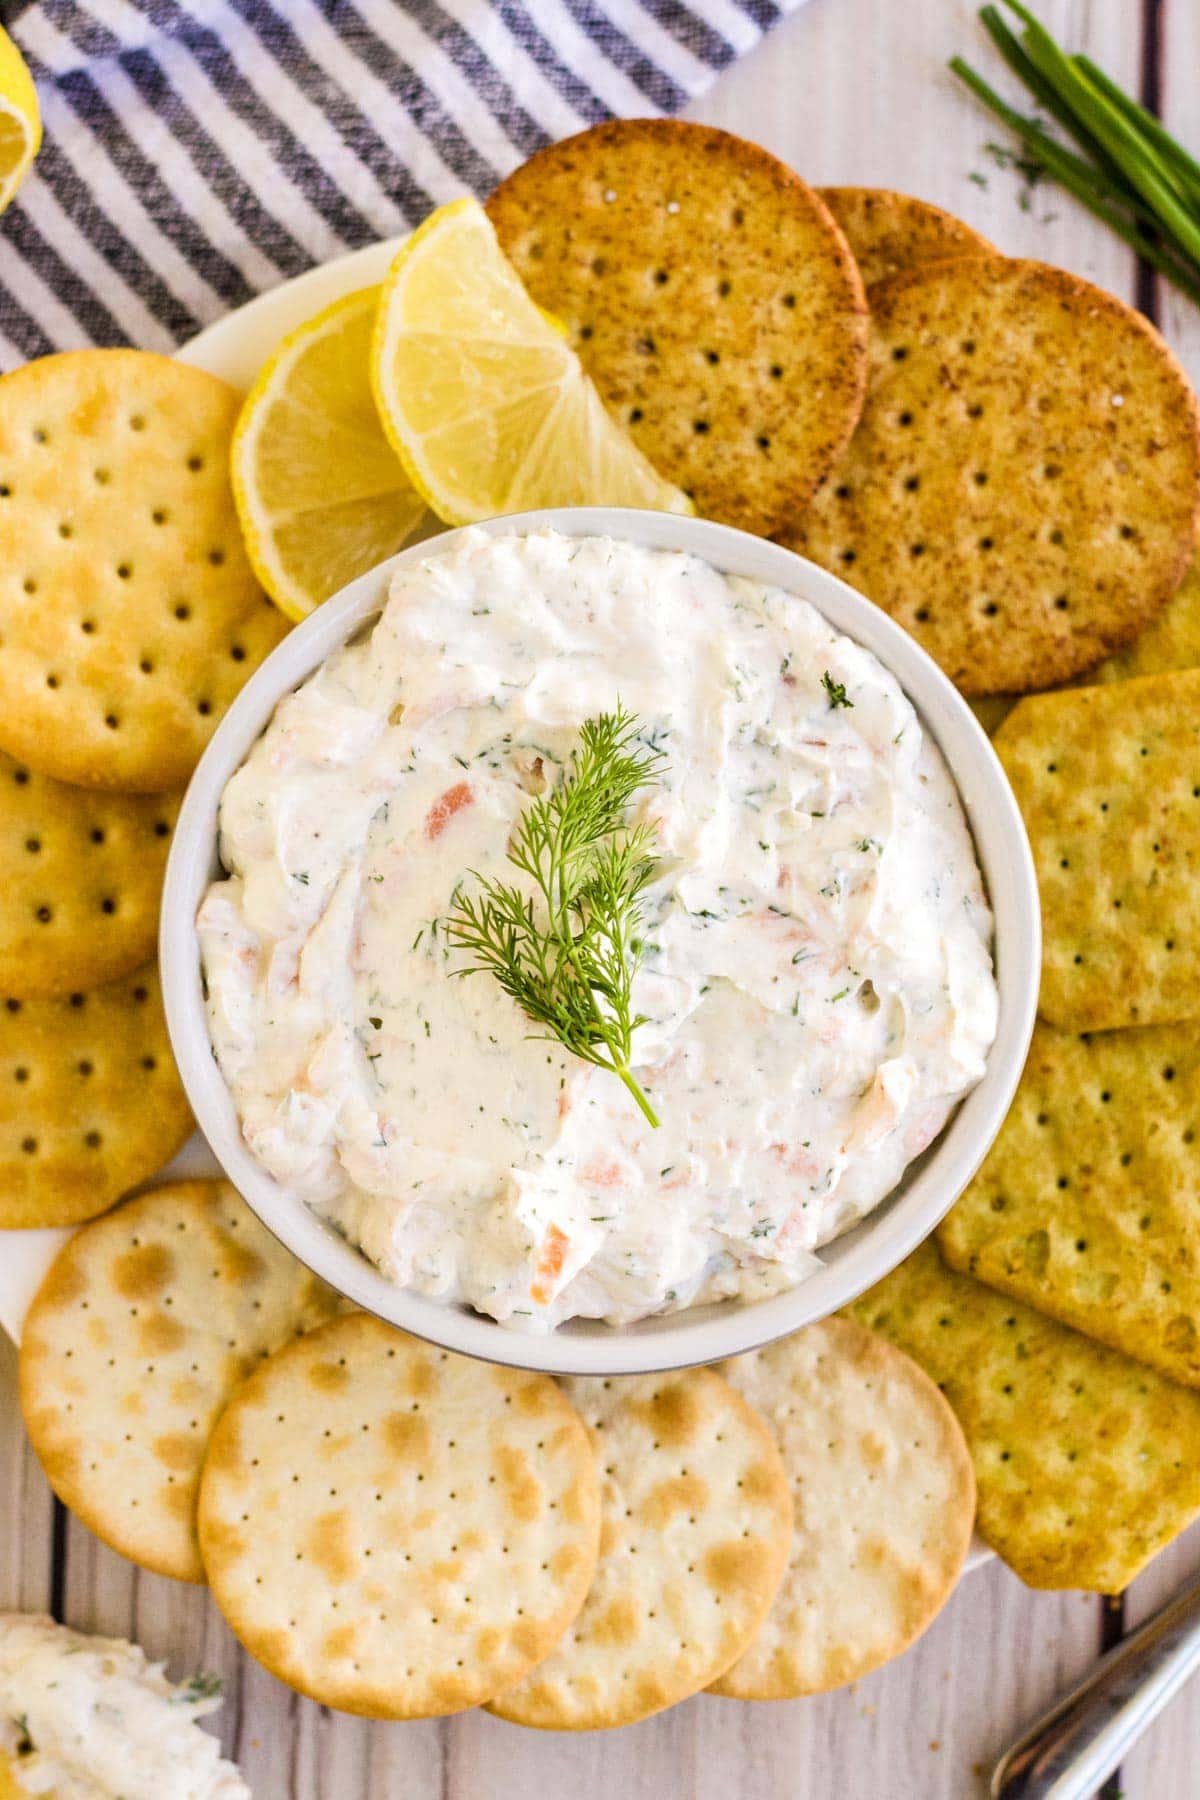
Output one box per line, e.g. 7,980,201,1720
0,0,809,366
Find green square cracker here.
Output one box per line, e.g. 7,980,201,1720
938,1020,1200,1387
996,668,1200,1031
847,1240,1200,1592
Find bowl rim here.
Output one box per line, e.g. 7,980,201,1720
161,506,1040,1375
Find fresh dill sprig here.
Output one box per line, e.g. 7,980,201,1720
444,706,665,1127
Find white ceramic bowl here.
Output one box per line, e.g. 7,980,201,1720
161,507,1039,1375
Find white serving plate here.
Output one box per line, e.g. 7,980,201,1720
0,238,1014,1573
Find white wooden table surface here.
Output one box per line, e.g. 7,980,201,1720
5,0,1200,1793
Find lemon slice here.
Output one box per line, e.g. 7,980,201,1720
0,27,40,214
232,286,427,622
370,198,692,524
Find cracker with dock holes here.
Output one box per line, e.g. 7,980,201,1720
782,258,1200,695
818,187,994,288
712,1317,973,1698
996,669,1200,1031
1093,556,1200,684
0,350,288,791
848,1239,1200,1591
488,1368,792,1730
974,559,1200,733
198,1312,601,1716
19,1180,341,1582
0,749,179,997
486,119,867,538
0,962,191,1228
939,1019,1200,1387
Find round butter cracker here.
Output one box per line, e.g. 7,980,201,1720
487,120,867,537
818,187,994,289
198,1313,601,1717
0,350,288,791
0,749,178,996
19,1180,341,1582
0,962,192,1228
713,1317,974,1698
488,1367,793,1730
782,257,1200,695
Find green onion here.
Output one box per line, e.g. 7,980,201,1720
952,0,1200,309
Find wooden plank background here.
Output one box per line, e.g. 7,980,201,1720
5,0,1200,1793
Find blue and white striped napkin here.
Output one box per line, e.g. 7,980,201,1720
0,0,806,367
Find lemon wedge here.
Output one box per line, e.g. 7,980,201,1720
232,285,427,622
0,26,40,214
370,197,692,524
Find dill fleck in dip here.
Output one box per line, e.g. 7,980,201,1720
198,528,997,1332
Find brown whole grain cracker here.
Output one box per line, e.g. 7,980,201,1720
996,669,1200,1030
20,1180,341,1582
486,120,867,537
0,749,179,996
818,187,995,288
939,1019,1200,1386
198,1313,600,1717
781,258,1200,695
712,1318,973,1698
0,963,192,1228
488,1368,792,1730
1092,557,1200,684
0,350,289,791
848,1240,1200,1591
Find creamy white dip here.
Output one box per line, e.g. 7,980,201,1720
0,1615,249,1800
199,529,997,1331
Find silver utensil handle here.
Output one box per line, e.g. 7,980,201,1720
992,1565,1200,1800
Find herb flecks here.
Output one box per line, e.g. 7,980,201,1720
445,706,665,1127
174,1673,223,1705
822,671,853,710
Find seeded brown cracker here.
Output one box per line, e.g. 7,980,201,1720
0,350,289,791
0,749,179,996
939,1019,1200,1387
488,1368,792,1730
198,1313,600,1716
849,1239,1200,1591
1093,557,1200,684
996,670,1200,1030
782,258,1200,695
985,558,1200,713
20,1180,341,1582
0,962,192,1229
486,120,867,537
818,188,994,288
712,1318,973,1698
